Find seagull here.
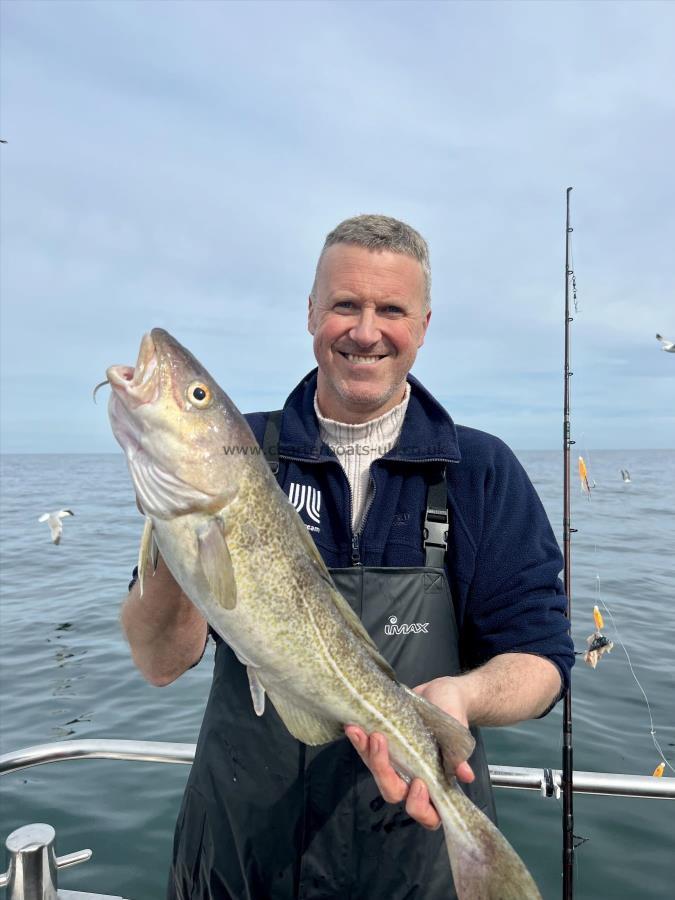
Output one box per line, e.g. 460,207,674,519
620,469,631,483
38,509,75,544
655,333,675,352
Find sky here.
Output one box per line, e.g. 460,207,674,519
1,0,674,453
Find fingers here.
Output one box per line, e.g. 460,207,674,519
345,726,441,830
405,778,441,830
345,726,407,803
456,760,475,783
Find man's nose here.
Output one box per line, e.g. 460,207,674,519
349,308,381,345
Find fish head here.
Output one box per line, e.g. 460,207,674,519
107,328,255,519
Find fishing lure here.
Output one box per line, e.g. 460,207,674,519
584,606,613,668
578,456,592,497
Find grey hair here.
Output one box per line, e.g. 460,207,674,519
310,214,431,309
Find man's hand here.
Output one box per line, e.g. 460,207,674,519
345,654,562,829
345,677,475,831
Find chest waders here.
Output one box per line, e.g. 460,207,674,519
168,417,496,900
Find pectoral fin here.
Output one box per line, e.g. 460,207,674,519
266,689,343,745
197,519,237,610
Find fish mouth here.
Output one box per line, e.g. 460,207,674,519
106,332,159,407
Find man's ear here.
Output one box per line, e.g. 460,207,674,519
418,309,431,347
307,295,316,335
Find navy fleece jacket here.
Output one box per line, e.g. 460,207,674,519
246,370,574,696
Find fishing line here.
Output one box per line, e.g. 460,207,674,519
561,191,670,900
569,242,579,313
593,574,675,775
564,194,672,778
578,487,674,773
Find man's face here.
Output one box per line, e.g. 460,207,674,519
308,244,431,423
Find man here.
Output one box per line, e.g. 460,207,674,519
122,214,574,899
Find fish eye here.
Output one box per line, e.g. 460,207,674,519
187,381,212,409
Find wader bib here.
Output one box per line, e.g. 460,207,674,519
168,421,496,900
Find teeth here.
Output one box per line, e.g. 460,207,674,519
344,354,383,365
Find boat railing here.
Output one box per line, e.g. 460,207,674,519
1,739,673,899
1,738,673,799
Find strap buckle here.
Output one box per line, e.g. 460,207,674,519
423,508,448,552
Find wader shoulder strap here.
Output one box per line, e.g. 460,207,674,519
262,409,283,474
423,467,449,567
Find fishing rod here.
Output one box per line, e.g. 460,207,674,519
562,186,575,899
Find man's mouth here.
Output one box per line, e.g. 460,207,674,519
338,351,387,366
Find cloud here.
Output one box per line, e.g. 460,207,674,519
1,0,674,451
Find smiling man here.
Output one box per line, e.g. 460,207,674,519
121,214,574,899
308,240,430,422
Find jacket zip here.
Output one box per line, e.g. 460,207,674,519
350,473,377,566
278,454,457,568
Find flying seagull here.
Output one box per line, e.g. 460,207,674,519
655,334,675,352
620,469,631,483
38,509,75,544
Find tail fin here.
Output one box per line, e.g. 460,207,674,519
430,779,542,899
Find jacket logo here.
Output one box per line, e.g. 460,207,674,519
289,482,321,525
384,615,429,635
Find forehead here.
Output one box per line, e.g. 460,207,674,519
315,244,425,305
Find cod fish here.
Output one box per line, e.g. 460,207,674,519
106,328,541,900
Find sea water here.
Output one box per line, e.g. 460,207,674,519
1,451,673,899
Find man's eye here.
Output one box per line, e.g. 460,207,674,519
382,306,404,316
334,301,356,312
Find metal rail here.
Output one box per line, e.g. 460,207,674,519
1,740,673,800
0,740,194,773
